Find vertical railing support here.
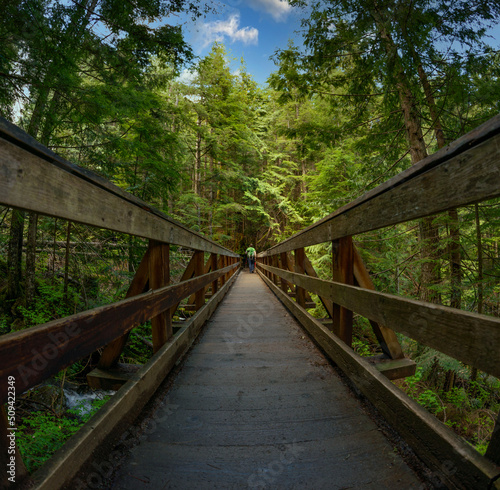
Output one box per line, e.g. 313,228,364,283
149,240,172,352
271,255,279,285
194,250,205,311
332,237,354,346
219,255,226,286
279,252,291,293
294,248,307,308
211,253,219,295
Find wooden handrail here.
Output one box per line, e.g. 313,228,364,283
0,117,237,257
258,262,500,378
0,262,238,405
260,114,500,256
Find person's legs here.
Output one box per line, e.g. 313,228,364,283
249,259,255,273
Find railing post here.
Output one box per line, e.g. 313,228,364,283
194,250,205,311
294,248,307,308
271,255,279,285
98,247,151,368
211,253,219,295
219,255,226,286
149,240,172,352
279,252,291,293
332,236,354,346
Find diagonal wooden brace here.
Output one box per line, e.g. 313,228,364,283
97,247,151,369
353,246,404,360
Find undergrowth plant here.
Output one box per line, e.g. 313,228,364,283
17,396,110,473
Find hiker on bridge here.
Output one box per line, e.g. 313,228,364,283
246,245,256,273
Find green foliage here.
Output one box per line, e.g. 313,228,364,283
18,280,80,328
17,395,110,473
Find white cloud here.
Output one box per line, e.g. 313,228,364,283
246,0,291,22
176,68,197,85
200,14,259,48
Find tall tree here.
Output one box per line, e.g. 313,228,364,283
272,0,500,302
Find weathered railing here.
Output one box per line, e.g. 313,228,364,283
257,115,500,489
0,117,240,488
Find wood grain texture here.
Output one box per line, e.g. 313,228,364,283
109,271,421,490
260,119,500,256
258,269,500,489
294,248,307,308
303,253,334,318
332,237,354,345
98,248,151,369
0,135,237,256
149,241,172,352
194,251,205,311
211,253,218,294
259,263,500,378
28,269,239,490
0,263,238,405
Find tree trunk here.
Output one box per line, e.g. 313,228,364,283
405,36,462,309
470,203,483,383
25,212,39,306
373,5,441,303
63,222,72,306
194,116,202,195
6,209,25,301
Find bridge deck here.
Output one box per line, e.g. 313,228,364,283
110,271,422,489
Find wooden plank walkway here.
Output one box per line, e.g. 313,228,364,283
110,271,422,489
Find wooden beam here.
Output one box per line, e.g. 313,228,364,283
87,363,141,391
187,254,212,306
271,255,279,285
0,130,237,257
258,262,500,378
211,253,218,295
257,269,500,489
0,263,238,405
294,248,307,308
279,252,291,293
28,268,239,490
486,410,500,465
332,237,354,346
260,115,500,256
367,356,416,380
194,251,205,311
171,253,198,318
353,246,404,360
149,240,172,352
219,256,226,286
98,248,151,369
303,253,334,318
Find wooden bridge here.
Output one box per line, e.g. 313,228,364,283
0,115,500,489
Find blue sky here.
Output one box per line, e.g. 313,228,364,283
179,0,303,85
175,1,500,87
